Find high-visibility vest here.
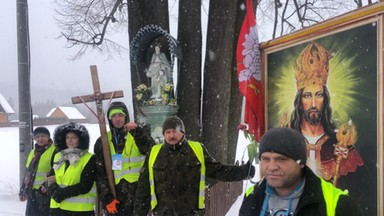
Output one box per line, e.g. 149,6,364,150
244,177,348,216
26,144,56,189
107,131,146,184
320,178,348,216
50,152,96,212
148,141,206,210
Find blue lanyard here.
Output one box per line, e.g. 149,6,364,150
113,129,121,153
260,179,304,216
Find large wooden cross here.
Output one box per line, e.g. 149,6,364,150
72,65,123,199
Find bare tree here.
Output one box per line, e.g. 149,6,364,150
53,0,378,163
54,0,129,59
53,0,377,56
256,0,377,40
176,0,202,140
53,0,377,214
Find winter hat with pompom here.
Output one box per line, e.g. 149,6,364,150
258,127,307,165
162,116,185,134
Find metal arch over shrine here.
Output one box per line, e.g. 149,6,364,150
130,24,183,85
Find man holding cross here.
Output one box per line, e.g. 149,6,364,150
94,101,155,215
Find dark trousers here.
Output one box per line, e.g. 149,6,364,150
25,189,50,216
104,179,136,216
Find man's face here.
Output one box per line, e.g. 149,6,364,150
301,84,324,125
260,152,304,196
163,128,183,145
66,132,79,148
110,113,126,129
34,134,50,146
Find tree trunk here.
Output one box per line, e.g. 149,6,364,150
177,0,202,140
202,0,244,164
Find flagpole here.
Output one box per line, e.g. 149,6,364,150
240,97,246,124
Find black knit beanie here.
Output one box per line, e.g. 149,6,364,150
259,127,307,165
162,116,185,134
33,127,50,137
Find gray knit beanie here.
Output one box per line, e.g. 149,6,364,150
162,116,185,134
259,127,307,165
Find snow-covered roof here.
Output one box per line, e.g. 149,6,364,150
46,106,86,119
0,93,15,114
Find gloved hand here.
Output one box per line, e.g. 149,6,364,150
52,187,64,203
19,194,27,201
106,199,120,214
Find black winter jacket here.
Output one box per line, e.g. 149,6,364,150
134,138,253,216
239,166,364,216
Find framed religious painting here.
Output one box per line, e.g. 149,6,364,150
260,2,384,215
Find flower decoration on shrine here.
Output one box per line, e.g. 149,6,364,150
135,83,176,106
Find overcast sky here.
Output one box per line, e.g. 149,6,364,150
1,0,133,90
0,0,138,116
0,0,202,119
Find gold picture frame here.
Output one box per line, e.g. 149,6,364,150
260,2,384,215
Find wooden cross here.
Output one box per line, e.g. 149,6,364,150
72,65,123,200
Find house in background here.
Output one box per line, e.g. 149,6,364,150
0,93,15,126
34,106,87,125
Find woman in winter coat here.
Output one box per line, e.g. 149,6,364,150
19,127,57,216
48,122,96,216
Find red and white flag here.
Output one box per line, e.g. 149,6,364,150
236,0,264,141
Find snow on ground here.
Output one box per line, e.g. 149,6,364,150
0,124,258,215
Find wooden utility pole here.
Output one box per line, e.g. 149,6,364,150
71,65,123,214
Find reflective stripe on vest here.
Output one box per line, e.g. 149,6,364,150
26,144,56,189
245,185,255,197
320,178,348,216
148,141,206,210
108,131,145,184
188,141,206,209
50,152,96,212
59,185,97,204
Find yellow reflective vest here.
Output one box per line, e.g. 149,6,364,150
50,152,96,212
320,178,348,216
26,144,56,189
245,177,348,216
148,141,206,210
108,131,145,184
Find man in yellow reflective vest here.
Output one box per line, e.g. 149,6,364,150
134,116,255,215
239,127,363,216
94,101,155,215
19,127,57,216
